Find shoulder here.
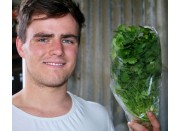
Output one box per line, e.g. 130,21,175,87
12,90,23,107
69,92,110,119
70,92,105,108
69,93,115,131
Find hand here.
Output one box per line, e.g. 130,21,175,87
127,112,160,131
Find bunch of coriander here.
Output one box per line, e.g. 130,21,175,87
110,25,162,130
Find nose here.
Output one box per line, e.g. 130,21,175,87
49,40,64,56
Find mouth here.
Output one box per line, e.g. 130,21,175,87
43,62,66,67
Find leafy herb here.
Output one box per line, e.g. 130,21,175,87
110,25,162,125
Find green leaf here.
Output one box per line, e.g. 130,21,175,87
110,25,162,122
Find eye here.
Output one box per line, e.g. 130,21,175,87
62,39,74,44
37,37,49,43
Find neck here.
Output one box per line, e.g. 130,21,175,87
21,69,70,108
13,82,72,117
22,83,69,108
12,67,73,117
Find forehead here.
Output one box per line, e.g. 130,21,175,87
30,14,48,21
30,13,78,25
27,14,79,34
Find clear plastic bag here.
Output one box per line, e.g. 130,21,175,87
110,25,162,130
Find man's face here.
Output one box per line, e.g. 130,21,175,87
17,14,79,88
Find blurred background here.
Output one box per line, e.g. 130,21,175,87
12,0,168,130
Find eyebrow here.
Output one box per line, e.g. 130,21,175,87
61,34,79,40
33,33,79,39
33,33,54,38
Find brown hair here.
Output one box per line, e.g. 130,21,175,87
17,0,85,43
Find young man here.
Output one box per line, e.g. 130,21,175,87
12,0,160,131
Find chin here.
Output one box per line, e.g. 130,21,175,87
42,78,68,88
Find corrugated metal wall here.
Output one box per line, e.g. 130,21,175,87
68,0,168,130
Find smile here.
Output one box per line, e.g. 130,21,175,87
44,62,65,66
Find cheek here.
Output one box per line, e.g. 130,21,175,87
67,47,78,60
29,44,47,56
73,48,78,57
23,47,45,64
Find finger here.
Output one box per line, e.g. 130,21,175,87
128,121,148,131
147,112,160,131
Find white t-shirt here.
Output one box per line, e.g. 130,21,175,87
12,92,115,131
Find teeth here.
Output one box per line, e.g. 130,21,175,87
45,62,64,66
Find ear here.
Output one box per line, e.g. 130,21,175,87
16,37,25,58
